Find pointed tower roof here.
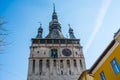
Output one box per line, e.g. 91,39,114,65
45,4,65,39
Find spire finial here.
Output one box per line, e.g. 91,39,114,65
68,24,71,28
53,3,55,12
38,22,42,28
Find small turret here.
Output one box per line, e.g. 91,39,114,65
36,23,43,38
68,24,76,39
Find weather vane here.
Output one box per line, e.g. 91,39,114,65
38,22,42,27
53,3,55,12
68,24,71,28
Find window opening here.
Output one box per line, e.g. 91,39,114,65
46,60,50,68
67,60,70,68
69,70,71,75
111,58,120,74
60,60,63,68
37,51,39,53
74,59,77,67
80,60,83,69
100,71,106,80
39,60,42,74
32,60,35,73
61,70,63,75
53,60,56,67
51,49,58,58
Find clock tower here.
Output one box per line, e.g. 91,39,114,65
27,4,86,80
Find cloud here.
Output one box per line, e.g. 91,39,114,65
85,0,112,54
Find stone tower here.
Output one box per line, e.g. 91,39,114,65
27,4,86,80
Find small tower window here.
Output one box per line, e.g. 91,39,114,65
76,52,78,55
69,70,71,75
40,72,41,75
51,49,58,58
39,60,42,75
61,70,63,75
53,60,56,67
60,60,63,68
80,60,83,69
46,60,50,68
32,60,35,73
37,51,39,53
44,52,46,55
74,59,77,67
67,60,70,68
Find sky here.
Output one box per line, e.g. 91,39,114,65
0,0,120,80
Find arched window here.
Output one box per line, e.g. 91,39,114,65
39,60,42,75
76,52,78,55
46,60,50,68
32,60,35,73
61,70,63,75
74,59,77,67
53,60,56,67
69,70,71,75
80,60,83,69
37,51,39,53
60,60,63,68
67,60,70,68
44,52,46,55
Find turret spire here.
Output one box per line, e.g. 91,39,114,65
45,4,65,39
36,22,43,38
52,3,58,21
39,22,42,27
68,24,71,29
68,24,76,39
53,3,55,12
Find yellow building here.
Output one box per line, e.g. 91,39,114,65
89,29,120,80
78,70,94,80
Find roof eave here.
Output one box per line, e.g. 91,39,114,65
89,39,115,74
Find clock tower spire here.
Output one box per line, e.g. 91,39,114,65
52,3,57,20
45,3,65,39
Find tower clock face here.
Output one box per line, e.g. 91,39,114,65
62,48,72,56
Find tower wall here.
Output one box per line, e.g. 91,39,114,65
27,4,86,80
27,41,86,80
